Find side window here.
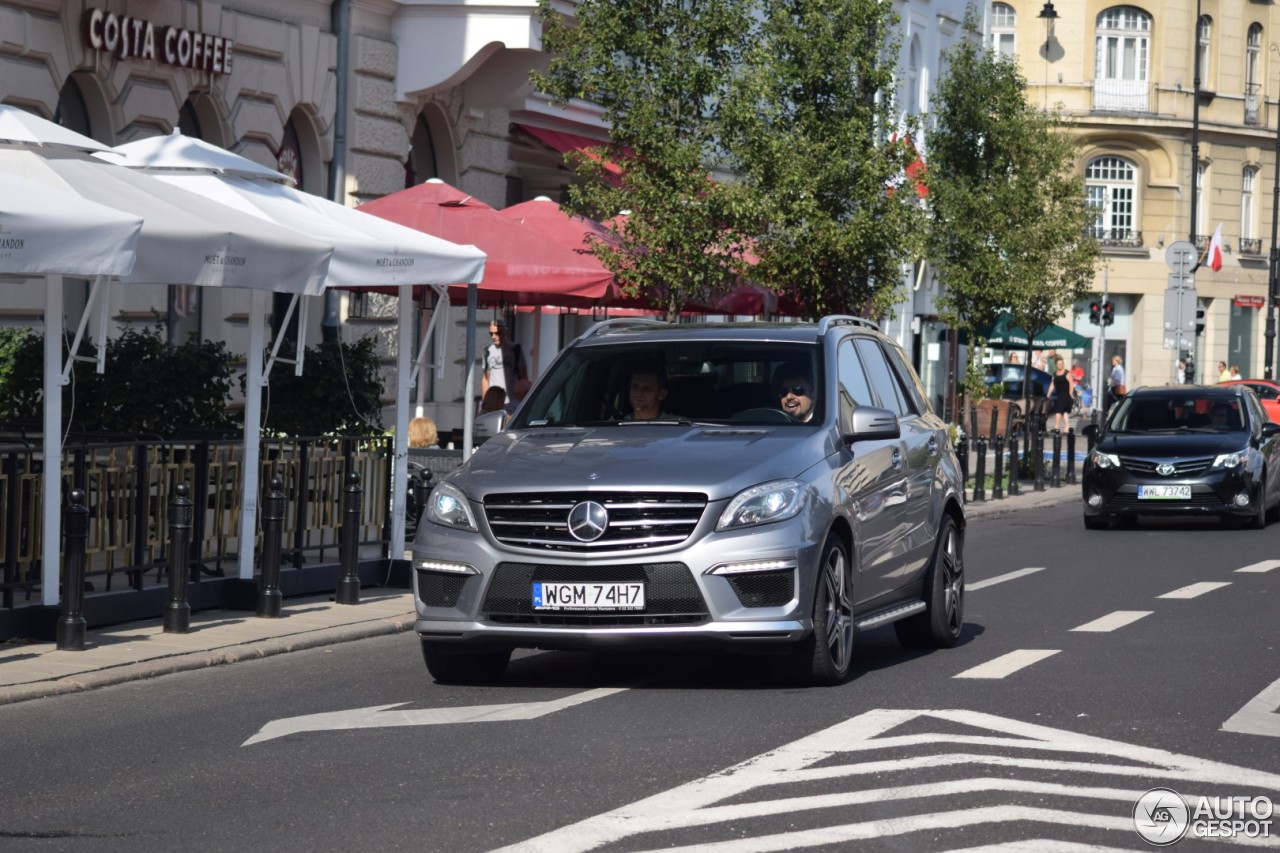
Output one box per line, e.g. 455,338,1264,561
884,343,928,415
837,340,875,425
855,339,909,416
1250,383,1278,401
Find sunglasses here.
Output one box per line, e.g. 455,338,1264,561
778,385,811,397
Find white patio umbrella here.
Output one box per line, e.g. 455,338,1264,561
0,105,335,607
110,130,487,573
0,172,142,277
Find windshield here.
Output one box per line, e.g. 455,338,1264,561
1109,395,1247,433
512,342,823,428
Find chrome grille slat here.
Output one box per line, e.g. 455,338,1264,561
1119,456,1215,476
484,491,708,552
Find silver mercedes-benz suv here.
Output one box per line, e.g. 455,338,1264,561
412,315,966,685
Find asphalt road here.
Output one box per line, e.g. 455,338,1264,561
1,501,1277,852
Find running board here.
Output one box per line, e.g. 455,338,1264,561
855,600,926,631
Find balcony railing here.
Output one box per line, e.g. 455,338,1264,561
1240,237,1263,256
1091,228,1144,249
1093,78,1150,113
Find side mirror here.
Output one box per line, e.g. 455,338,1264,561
1262,422,1280,438
1081,423,1099,440
846,406,900,441
474,409,508,439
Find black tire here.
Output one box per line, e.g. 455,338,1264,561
420,640,511,684
1248,476,1268,529
1083,515,1108,530
778,534,853,686
896,515,964,649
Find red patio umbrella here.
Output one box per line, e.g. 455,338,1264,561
359,179,614,306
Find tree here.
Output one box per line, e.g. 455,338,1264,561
263,337,384,436
534,0,756,319
721,0,924,318
926,22,1098,403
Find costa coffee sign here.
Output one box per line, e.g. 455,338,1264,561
82,9,234,75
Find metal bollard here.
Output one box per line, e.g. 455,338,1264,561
163,482,193,633
992,434,1005,500
57,489,89,650
1051,429,1063,488
973,435,987,502
1033,427,1046,492
1066,428,1077,485
956,433,970,502
1008,429,1020,496
336,470,363,605
257,476,285,618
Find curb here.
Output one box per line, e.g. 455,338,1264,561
965,488,1079,519
0,613,416,707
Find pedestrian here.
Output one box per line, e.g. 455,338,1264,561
478,386,506,415
1218,361,1231,382
1008,352,1020,365
1032,350,1047,372
1230,364,1242,380
482,318,528,399
1048,356,1073,432
1176,359,1186,385
1105,354,1126,417
407,416,438,449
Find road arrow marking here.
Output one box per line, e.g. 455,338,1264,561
241,686,627,746
1223,676,1280,738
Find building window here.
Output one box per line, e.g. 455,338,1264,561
1197,16,1212,88
1094,6,1151,112
1241,167,1260,254
1085,156,1138,246
1246,25,1263,126
990,3,1016,58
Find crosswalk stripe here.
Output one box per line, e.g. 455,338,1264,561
1157,581,1231,599
1237,560,1280,573
954,650,1060,679
967,567,1045,591
1070,611,1152,633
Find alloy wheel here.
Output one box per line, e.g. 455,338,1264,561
822,546,853,672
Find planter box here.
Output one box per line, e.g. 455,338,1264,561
971,398,1017,438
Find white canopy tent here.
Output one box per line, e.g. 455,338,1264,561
110,131,487,572
0,104,335,607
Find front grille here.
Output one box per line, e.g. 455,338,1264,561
481,561,709,627
727,571,795,608
1119,456,1214,476
483,491,708,552
417,570,468,607
1107,492,1223,508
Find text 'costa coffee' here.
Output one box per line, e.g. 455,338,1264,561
82,9,234,76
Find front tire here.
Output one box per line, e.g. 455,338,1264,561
1247,475,1268,529
421,641,511,684
779,534,853,686
896,514,964,649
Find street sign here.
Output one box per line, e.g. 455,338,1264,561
1165,240,1198,272
1163,288,1197,349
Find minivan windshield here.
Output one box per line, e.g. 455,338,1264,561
512,342,823,428
1109,394,1247,433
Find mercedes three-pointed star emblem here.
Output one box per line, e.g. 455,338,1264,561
567,501,609,542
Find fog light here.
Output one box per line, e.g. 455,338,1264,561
1235,492,1251,507
1087,492,1103,508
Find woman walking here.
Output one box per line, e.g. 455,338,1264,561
1049,356,1074,432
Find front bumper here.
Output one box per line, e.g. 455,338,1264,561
1081,463,1259,517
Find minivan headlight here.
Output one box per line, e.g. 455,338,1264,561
425,482,478,531
1212,451,1248,469
1090,449,1120,469
717,479,807,531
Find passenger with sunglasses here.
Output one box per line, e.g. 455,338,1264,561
773,362,816,423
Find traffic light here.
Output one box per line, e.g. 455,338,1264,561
1102,301,1115,326
1089,301,1101,325
1196,307,1206,336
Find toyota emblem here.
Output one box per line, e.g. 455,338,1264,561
567,501,609,542
1156,463,1176,476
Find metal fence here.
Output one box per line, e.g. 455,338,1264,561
0,435,464,610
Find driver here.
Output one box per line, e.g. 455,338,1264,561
773,362,816,423
625,364,673,420
1209,402,1234,428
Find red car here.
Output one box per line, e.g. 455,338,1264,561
1220,379,1280,423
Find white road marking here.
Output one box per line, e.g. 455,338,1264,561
954,650,1060,679
493,708,1280,853
1237,560,1280,573
241,686,627,746
1070,610,1152,633
966,567,1045,591
1222,675,1280,739
1157,581,1232,599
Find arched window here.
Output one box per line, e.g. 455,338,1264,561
1095,7,1151,111
990,3,1016,58
1197,15,1212,88
1085,156,1138,244
1242,167,1259,248
1246,25,1263,125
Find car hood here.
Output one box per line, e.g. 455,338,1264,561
447,425,834,501
1096,432,1249,458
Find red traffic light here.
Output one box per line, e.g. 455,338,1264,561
1089,302,1102,325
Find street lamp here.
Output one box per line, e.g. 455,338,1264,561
1267,54,1280,380
1038,2,1059,54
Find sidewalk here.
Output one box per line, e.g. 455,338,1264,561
0,485,1078,706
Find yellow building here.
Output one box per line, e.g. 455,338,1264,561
996,1,1278,387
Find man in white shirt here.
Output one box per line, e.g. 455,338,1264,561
482,318,528,399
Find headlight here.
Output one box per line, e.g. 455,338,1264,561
717,479,807,531
1212,451,1248,469
425,482,478,531
1090,450,1120,469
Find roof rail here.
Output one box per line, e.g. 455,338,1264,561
818,314,880,334
578,317,668,341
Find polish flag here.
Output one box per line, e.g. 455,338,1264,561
1206,223,1224,272
887,113,928,199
